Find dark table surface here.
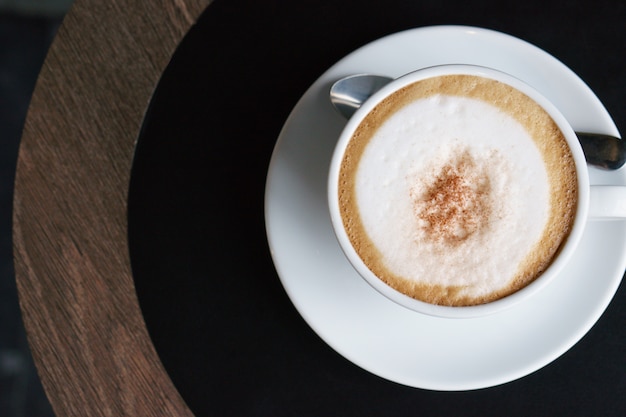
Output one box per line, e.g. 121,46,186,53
130,0,626,415
13,0,626,416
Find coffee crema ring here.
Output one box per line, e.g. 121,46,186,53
337,74,578,307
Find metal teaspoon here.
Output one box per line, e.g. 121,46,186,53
330,74,625,170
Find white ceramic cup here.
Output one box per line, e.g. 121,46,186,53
328,64,626,318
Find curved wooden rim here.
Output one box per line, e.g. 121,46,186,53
13,1,210,415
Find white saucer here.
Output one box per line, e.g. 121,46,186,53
264,25,626,390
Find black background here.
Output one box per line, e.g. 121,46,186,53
0,11,61,417
128,0,626,416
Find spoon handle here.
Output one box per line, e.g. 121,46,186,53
576,132,626,170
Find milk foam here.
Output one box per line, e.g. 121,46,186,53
355,95,550,301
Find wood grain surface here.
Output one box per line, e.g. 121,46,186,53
13,0,210,415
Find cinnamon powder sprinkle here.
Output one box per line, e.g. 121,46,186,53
411,149,492,246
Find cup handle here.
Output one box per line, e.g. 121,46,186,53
589,185,626,220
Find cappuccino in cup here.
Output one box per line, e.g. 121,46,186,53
331,67,579,309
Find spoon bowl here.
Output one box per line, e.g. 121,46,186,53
329,74,393,120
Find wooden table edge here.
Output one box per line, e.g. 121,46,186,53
13,1,211,415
